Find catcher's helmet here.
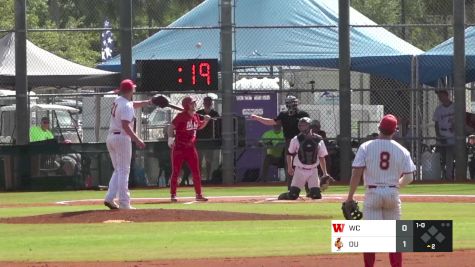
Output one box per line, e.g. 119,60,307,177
299,117,312,124
181,96,197,110
298,117,312,133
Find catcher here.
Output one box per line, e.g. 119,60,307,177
278,117,331,200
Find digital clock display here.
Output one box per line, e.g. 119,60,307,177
136,59,219,92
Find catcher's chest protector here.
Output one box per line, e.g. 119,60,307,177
297,134,321,165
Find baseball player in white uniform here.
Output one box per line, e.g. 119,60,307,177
344,114,416,267
104,79,151,210
433,90,455,180
278,117,329,200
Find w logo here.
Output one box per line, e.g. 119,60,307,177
332,224,345,233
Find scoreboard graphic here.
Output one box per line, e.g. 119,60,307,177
331,220,453,253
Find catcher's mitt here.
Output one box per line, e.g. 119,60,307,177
151,94,170,108
320,174,335,191
341,200,363,220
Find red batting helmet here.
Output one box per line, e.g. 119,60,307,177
181,96,197,110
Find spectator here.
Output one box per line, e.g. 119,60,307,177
180,165,192,186
310,119,331,180
157,125,172,187
29,117,55,176
394,118,413,149
467,135,475,180
196,96,220,181
311,119,327,139
250,95,310,189
29,117,54,142
57,136,81,177
465,112,475,134
328,135,356,181
366,132,379,141
433,90,455,180
258,124,285,182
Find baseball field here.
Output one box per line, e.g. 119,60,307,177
0,183,474,267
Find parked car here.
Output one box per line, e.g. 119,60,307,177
0,103,82,143
141,108,171,140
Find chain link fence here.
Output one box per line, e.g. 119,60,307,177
0,0,474,190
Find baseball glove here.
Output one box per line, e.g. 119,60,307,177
151,94,170,108
341,200,363,220
320,174,335,191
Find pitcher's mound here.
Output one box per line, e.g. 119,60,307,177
0,209,330,224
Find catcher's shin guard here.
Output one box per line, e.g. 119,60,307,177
288,186,301,200
308,187,322,199
305,183,310,197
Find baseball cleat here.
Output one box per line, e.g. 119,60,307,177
104,201,119,210
195,195,208,202
120,206,137,210
171,195,178,202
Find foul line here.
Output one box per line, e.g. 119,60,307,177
55,193,475,205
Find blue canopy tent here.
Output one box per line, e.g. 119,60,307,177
99,0,422,84
418,26,475,85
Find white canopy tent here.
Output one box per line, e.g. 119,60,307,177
0,33,120,87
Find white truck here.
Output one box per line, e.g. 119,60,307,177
0,103,81,144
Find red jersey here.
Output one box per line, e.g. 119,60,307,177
172,112,203,148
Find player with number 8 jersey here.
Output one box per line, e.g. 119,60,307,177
344,114,416,267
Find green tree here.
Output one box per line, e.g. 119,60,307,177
352,0,400,25
0,0,205,67
0,0,14,31
133,0,205,44
351,0,451,50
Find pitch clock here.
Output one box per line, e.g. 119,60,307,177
136,59,219,91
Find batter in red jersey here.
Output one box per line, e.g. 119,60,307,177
168,96,211,202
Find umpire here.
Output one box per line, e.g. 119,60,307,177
250,95,309,189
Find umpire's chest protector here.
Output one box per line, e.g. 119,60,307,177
297,133,321,165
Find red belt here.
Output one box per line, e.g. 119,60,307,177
368,185,397,189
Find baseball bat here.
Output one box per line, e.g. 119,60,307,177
165,103,219,121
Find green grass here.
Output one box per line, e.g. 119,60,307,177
0,220,329,261
0,184,474,261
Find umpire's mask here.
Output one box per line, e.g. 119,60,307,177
285,95,299,115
